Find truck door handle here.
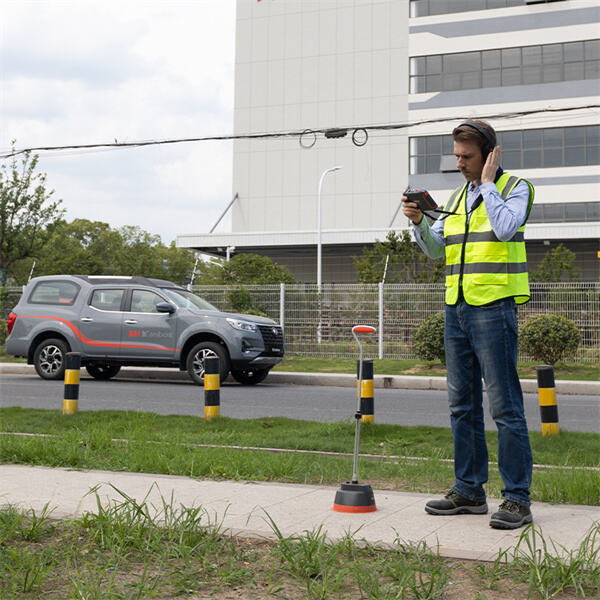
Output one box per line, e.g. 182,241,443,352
125,319,138,324
80,317,93,322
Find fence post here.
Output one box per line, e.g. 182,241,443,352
280,282,285,329
63,353,81,415
204,357,220,422
378,282,384,360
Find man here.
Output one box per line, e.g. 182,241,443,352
401,120,535,529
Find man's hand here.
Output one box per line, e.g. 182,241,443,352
481,145,501,184
401,195,423,225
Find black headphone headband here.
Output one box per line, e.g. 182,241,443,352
458,121,495,154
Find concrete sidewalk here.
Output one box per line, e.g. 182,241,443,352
1,464,598,562
1,363,598,395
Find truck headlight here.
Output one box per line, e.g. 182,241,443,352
226,318,258,333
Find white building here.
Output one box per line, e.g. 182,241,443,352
178,0,599,281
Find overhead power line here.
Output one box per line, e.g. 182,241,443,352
2,104,598,159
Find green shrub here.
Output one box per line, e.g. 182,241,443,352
412,312,445,363
519,313,581,365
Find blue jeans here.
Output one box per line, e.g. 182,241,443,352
445,298,533,507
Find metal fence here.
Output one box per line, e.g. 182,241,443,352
2,283,598,362
192,282,599,363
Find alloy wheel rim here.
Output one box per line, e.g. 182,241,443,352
191,348,218,378
39,345,63,375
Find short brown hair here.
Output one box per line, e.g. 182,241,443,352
452,120,496,158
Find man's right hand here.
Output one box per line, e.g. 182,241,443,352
401,195,423,225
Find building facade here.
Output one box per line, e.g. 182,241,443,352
177,0,599,281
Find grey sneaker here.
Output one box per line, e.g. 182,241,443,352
489,500,533,530
425,490,488,515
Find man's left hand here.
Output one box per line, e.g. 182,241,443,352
481,146,501,184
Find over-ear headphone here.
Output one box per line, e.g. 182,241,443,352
458,121,495,160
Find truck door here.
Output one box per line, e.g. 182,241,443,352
120,289,177,360
78,288,125,357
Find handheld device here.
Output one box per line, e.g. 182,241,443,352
404,187,438,212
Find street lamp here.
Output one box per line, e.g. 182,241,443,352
317,165,342,343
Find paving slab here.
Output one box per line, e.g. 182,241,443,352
1,464,597,562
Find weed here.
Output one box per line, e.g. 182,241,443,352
511,522,600,599
2,546,53,594
266,516,349,599
473,547,510,589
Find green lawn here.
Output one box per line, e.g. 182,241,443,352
273,356,600,381
1,409,598,506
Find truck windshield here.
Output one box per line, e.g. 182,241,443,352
160,288,218,311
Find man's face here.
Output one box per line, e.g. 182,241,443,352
454,140,484,183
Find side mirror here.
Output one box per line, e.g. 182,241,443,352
156,302,176,314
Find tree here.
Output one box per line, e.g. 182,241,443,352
219,254,297,285
530,243,580,282
31,219,124,277
520,314,581,364
10,219,196,285
0,144,64,284
354,230,444,284
159,242,196,286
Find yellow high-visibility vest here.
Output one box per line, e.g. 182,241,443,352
443,173,534,306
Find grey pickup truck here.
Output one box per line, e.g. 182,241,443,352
6,275,284,385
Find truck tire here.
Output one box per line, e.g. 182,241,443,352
86,363,121,380
231,368,270,385
33,338,69,380
186,341,230,385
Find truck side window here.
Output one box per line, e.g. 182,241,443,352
90,289,124,312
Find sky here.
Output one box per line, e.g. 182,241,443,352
1,0,236,244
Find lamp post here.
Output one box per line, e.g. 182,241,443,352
317,165,342,343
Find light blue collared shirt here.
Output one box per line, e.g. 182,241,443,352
412,176,531,260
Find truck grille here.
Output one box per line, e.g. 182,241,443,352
258,325,284,355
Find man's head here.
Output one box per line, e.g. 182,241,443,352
452,120,497,183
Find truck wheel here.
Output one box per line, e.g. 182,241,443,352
186,341,230,385
33,338,69,380
231,368,270,385
86,364,121,380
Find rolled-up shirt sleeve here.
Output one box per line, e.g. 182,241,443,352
411,217,445,260
480,180,530,241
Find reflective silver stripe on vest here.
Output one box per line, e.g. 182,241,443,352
446,262,528,276
445,231,525,246
501,175,520,200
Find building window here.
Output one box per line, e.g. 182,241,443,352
410,40,599,93
409,125,599,174
527,202,600,223
410,0,563,17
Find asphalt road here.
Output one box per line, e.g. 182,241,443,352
1,374,598,433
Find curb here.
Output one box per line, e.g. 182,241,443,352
1,363,598,395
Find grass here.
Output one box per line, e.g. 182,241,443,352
1,409,599,506
0,496,598,599
272,356,600,381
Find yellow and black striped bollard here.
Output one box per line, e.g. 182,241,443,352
63,352,81,415
204,357,220,422
536,365,559,436
357,359,374,424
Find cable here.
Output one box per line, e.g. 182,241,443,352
1,104,598,158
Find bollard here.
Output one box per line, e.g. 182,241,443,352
357,359,374,424
204,357,220,422
63,352,81,415
536,365,559,436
